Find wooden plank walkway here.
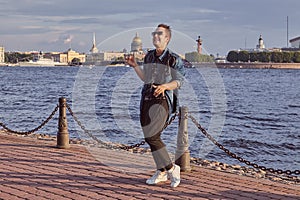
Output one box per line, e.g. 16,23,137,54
0,133,299,200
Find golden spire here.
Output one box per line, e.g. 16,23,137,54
90,32,99,53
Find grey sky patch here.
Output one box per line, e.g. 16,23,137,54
0,0,299,55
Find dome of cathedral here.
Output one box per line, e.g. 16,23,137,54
131,33,142,51
133,35,142,44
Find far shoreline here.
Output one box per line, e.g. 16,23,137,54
1,62,300,69
194,62,300,69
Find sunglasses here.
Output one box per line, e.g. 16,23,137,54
151,31,164,36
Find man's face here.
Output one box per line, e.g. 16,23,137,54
152,27,169,49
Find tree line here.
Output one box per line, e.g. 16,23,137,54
185,52,214,63
4,52,33,63
227,50,300,63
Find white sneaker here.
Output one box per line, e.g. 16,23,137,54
146,170,168,185
168,164,181,188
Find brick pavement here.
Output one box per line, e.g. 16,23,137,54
0,133,299,200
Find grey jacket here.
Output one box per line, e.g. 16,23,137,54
141,48,185,115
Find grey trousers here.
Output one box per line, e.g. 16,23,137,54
140,98,173,171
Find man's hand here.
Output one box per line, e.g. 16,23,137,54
125,54,138,68
152,85,167,97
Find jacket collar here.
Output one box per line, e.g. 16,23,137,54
155,48,169,61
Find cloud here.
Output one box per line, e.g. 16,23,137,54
63,35,74,44
1,0,300,55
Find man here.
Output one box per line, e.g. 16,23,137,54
125,24,185,188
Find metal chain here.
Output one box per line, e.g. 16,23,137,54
165,112,179,129
66,103,144,150
120,112,179,150
66,103,178,151
0,105,59,135
188,114,300,176
118,112,178,150
3,101,298,177
65,103,106,144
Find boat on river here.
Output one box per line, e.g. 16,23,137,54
18,54,67,67
107,61,127,67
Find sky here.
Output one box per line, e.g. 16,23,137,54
0,0,300,56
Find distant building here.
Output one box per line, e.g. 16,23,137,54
289,36,300,48
215,56,227,63
86,33,125,65
52,48,85,64
131,33,142,52
239,34,268,53
85,51,126,64
196,36,203,54
85,32,146,65
256,35,265,49
130,32,145,61
85,33,103,65
0,46,4,63
100,51,125,61
90,32,99,53
65,48,85,63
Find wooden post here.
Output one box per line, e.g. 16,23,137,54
57,97,70,149
175,106,191,172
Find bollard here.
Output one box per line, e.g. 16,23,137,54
57,97,70,149
175,106,191,172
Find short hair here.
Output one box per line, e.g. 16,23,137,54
157,24,171,39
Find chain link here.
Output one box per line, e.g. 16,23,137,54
119,112,178,150
66,103,144,150
188,114,300,176
3,101,298,177
0,105,59,135
164,112,179,129
65,103,105,144
66,103,178,151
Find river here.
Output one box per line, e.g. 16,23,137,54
0,66,299,171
